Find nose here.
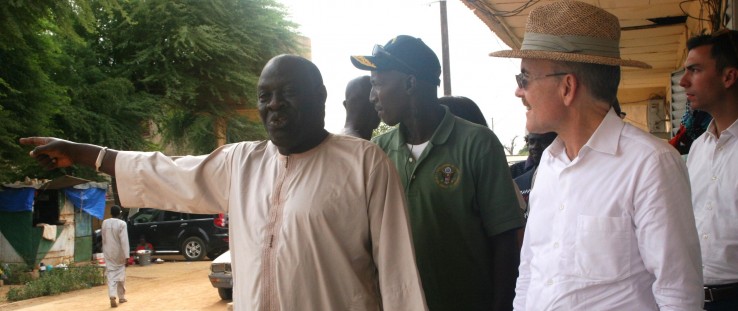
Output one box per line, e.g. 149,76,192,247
514,86,525,98
266,93,284,110
679,72,690,88
369,88,378,106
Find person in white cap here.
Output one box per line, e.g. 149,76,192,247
490,1,703,310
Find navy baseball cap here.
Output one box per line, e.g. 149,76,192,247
351,35,441,86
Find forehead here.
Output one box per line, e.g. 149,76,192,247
370,70,406,83
259,60,308,89
684,45,714,66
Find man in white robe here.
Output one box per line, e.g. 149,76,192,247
20,55,427,311
101,205,129,307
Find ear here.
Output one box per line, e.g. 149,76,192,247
560,74,578,107
404,74,417,95
342,100,347,108
723,67,738,89
317,84,328,104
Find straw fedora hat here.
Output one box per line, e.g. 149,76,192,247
489,0,651,69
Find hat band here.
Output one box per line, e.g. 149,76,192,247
521,32,620,58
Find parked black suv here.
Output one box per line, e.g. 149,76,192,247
126,209,228,261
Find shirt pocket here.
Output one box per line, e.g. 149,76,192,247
574,215,631,281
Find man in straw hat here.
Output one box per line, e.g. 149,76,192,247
490,1,703,310
681,29,738,310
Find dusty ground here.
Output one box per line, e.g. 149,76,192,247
0,255,230,310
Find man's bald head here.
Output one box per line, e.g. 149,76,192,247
343,75,380,140
257,54,328,154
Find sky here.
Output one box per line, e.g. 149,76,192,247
277,0,527,152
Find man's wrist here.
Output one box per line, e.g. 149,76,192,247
95,147,108,172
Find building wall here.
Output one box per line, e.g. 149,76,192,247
0,191,82,267
40,198,77,266
618,87,668,139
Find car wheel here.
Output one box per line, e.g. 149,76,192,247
218,287,233,300
181,236,206,261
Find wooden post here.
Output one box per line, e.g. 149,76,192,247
440,0,452,95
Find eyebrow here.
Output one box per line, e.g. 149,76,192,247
684,63,699,70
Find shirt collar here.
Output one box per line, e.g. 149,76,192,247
705,117,738,140
392,105,455,149
585,109,624,156
545,108,623,159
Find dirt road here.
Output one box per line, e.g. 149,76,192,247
0,256,230,311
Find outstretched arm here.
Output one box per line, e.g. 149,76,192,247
19,137,118,176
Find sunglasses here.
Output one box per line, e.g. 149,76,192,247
515,72,569,89
372,44,417,74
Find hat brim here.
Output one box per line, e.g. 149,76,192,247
351,55,383,71
489,50,651,69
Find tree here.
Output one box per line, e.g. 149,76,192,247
0,0,301,181
503,135,518,156
0,0,121,181
108,0,300,154
517,143,529,156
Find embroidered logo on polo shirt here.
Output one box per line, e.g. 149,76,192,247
434,163,460,188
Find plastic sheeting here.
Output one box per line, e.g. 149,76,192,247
0,187,35,212
63,186,107,220
0,179,107,219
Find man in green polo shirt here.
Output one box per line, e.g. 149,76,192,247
351,35,524,311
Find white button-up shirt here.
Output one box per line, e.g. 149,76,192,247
687,118,738,286
514,111,703,310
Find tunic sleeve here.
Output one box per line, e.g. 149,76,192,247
366,147,428,311
114,144,238,214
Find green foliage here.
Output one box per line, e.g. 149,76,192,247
227,116,269,144
517,145,529,156
0,10,68,182
0,0,126,182
109,0,300,154
5,265,105,302
0,0,301,181
372,122,396,139
0,263,33,285
162,112,268,154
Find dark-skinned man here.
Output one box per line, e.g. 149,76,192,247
21,54,427,311
351,35,523,311
341,75,380,140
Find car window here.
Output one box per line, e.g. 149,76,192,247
132,209,160,223
162,211,183,222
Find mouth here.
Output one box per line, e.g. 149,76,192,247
267,114,289,129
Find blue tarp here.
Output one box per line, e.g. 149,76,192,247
0,187,35,212
64,186,106,220
0,180,107,219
